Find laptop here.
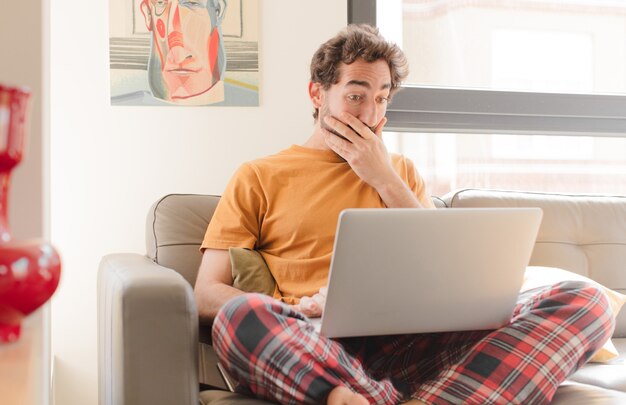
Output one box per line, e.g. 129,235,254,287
311,207,543,338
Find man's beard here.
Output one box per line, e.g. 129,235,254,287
319,103,344,138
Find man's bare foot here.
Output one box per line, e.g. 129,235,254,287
327,386,369,405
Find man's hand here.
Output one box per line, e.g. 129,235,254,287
322,112,395,190
294,286,328,318
322,112,424,209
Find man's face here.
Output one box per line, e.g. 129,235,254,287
317,59,392,136
141,0,225,103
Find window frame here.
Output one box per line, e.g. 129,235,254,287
348,0,626,137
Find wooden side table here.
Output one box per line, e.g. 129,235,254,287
0,311,46,405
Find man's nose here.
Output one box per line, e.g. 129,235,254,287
357,100,379,129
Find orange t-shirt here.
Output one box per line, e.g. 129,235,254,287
201,144,434,304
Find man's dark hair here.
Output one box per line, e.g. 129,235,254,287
309,24,409,120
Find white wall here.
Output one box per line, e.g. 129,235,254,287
50,1,347,404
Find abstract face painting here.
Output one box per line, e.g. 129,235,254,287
140,0,227,105
110,0,258,106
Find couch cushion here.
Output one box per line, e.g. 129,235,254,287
432,195,447,208
146,194,220,286
200,383,626,405
565,338,626,393
443,189,626,337
229,247,276,295
200,390,274,405
551,381,626,404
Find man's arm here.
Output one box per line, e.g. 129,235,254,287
323,112,426,208
194,248,244,323
373,173,423,208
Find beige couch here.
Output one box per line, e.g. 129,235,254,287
98,189,626,405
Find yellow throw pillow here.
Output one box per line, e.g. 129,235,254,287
229,247,276,296
522,266,626,363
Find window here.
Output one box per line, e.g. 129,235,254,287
383,132,626,196
376,0,626,95
491,29,593,94
349,0,626,196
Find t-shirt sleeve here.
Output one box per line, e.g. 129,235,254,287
396,155,436,209
201,163,267,251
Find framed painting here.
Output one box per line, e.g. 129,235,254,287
109,0,259,106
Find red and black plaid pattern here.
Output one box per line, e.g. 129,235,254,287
212,294,402,404
212,281,614,405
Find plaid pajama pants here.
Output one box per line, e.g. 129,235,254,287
212,281,614,405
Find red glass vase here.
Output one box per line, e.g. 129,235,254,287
0,84,61,343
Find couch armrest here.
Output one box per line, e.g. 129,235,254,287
98,253,199,405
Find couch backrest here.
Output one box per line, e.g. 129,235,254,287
146,194,220,286
146,191,625,336
443,189,626,337
146,194,447,286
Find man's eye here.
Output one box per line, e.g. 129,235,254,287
377,96,390,104
347,94,363,103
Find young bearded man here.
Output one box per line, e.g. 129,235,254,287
194,25,614,405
